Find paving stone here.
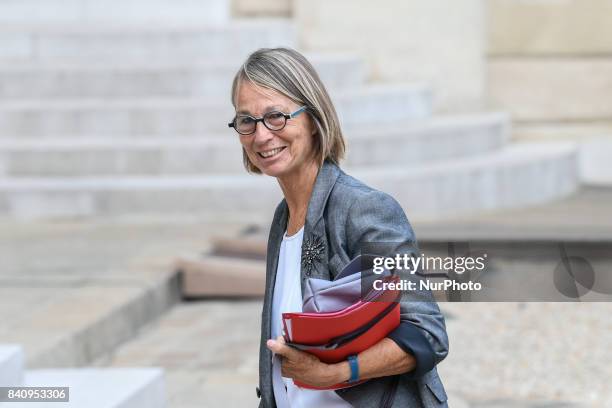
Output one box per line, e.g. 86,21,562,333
438,303,612,406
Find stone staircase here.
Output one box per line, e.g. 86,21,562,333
0,0,579,221
0,345,165,408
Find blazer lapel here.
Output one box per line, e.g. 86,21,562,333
300,161,341,293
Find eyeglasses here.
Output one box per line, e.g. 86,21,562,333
228,106,307,135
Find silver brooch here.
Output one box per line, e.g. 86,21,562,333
302,234,324,275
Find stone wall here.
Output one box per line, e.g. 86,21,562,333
487,0,612,141
293,0,485,112
488,0,612,56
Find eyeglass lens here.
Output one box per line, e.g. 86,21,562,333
234,111,286,135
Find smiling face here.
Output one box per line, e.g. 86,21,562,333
234,80,318,179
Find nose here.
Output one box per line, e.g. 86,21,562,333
252,122,275,146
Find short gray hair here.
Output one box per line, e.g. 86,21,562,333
231,47,346,174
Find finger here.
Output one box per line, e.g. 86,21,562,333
266,339,285,355
266,339,296,358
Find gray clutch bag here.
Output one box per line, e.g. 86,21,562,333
302,254,393,313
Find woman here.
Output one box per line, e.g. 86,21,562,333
229,48,449,408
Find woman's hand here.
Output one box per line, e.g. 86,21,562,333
267,336,349,388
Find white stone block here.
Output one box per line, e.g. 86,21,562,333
0,345,24,387
488,0,612,55
0,0,230,25
510,122,612,143
579,137,612,186
294,0,485,111
15,368,166,408
488,58,612,122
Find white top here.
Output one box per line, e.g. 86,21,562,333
270,227,351,408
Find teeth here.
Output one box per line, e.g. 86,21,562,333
260,147,284,158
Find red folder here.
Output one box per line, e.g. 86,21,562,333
282,276,401,390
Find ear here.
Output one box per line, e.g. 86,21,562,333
309,117,318,136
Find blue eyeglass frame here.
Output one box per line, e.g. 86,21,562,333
228,106,307,135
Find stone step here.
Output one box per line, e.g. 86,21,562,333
0,53,366,99
0,271,181,368
210,236,267,260
0,19,295,62
0,345,24,387
0,142,577,220
0,84,432,137
0,0,229,26
359,142,578,217
177,255,265,298
0,113,508,176
2,368,166,408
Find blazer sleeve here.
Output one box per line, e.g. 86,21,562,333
345,190,449,378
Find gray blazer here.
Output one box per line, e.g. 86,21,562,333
258,161,449,407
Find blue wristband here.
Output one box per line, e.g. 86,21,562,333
347,355,359,383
